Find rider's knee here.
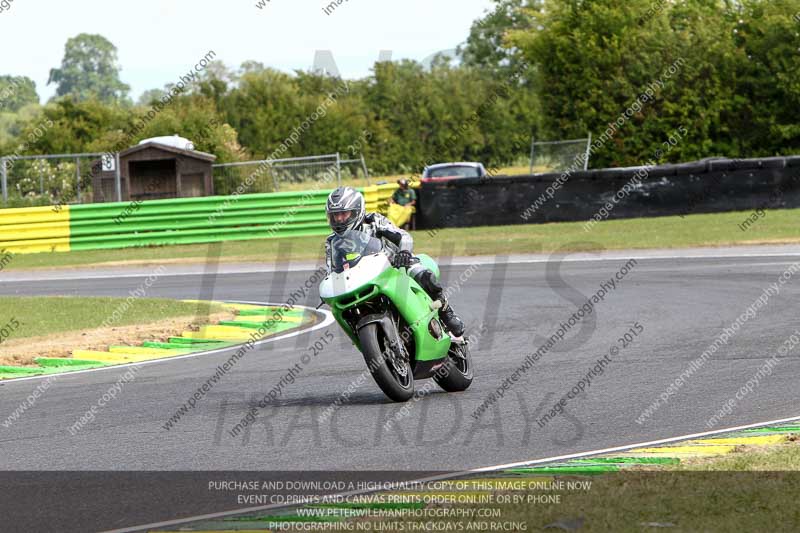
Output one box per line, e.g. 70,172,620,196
408,262,427,282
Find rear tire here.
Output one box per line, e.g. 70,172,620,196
434,341,473,392
358,323,415,402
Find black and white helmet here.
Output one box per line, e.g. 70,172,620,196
326,187,365,235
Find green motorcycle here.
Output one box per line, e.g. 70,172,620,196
319,230,473,402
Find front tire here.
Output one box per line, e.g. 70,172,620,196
358,323,415,402
434,341,473,392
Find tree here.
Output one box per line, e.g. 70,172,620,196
0,76,39,112
133,95,245,164
727,0,800,157
137,89,166,106
220,68,307,159
506,0,744,166
48,34,130,103
195,60,234,109
19,97,132,154
0,103,43,150
361,59,534,173
460,0,540,77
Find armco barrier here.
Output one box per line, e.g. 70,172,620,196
417,156,800,229
2,156,797,254
0,183,406,255
0,206,72,253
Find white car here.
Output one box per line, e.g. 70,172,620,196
421,162,488,183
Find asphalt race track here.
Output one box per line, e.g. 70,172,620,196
1,246,799,476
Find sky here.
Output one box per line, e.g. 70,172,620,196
0,0,495,102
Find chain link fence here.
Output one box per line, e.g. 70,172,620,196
0,152,120,208
212,152,370,194
0,150,371,207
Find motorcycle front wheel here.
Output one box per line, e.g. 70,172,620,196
358,323,415,402
433,341,473,392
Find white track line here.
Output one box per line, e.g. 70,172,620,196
102,413,800,533
451,252,800,267
4,248,800,282
0,302,334,386
472,413,800,472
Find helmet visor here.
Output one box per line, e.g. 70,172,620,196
328,208,359,232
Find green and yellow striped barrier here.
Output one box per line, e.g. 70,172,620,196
0,183,409,255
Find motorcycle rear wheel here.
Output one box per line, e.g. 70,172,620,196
358,323,415,402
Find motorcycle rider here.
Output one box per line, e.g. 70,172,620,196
324,186,465,338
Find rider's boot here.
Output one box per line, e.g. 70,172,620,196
411,267,465,338
438,300,465,338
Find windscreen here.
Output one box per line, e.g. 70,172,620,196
426,165,481,178
329,230,384,273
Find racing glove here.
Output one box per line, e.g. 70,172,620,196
392,250,414,268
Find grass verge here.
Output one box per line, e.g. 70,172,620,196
4,207,800,271
356,440,800,533
669,440,800,471
0,297,228,366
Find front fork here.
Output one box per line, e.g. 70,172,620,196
356,312,409,365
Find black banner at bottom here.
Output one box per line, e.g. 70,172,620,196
1,471,798,533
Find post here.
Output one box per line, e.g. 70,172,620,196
360,154,370,185
114,153,122,202
529,136,535,175
270,162,279,192
335,152,342,186
583,132,592,171
0,158,6,203
75,157,81,203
